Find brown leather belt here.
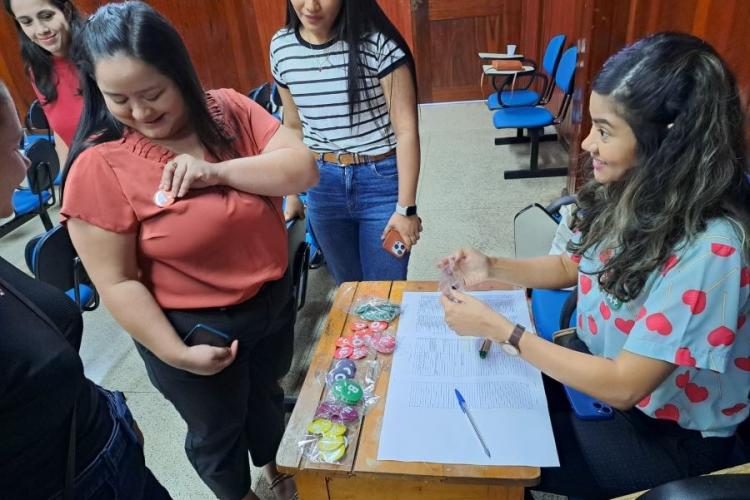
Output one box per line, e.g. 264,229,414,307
313,149,396,166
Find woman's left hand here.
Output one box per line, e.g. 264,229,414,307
161,154,220,198
382,213,422,250
440,289,509,339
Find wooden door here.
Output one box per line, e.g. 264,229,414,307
412,0,525,102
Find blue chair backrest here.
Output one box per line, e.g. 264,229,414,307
555,46,578,94
542,34,566,75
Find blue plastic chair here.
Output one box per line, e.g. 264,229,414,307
487,34,566,110
0,140,58,238
24,99,63,186
493,46,578,179
24,225,99,311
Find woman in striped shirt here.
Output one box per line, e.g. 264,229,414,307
271,0,422,284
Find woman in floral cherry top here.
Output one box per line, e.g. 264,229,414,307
440,32,750,498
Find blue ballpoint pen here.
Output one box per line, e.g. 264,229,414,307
454,388,492,458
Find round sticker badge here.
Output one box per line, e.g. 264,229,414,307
306,418,333,435
375,334,396,354
350,321,369,331
349,346,368,360
332,379,363,405
334,358,356,373
153,189,174,208
318,434,346,451
335,336,353,348
334,346,353,359
319,444,346,463
369,321,388,332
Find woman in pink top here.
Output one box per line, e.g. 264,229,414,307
5,0,85,164
61,3,317,500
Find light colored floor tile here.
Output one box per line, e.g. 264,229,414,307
1,100,573,500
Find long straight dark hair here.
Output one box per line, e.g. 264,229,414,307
571,32,750,302
4,0,84,104
285,0,417,125
62,1,237,197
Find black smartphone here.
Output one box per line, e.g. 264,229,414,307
183,323,232,348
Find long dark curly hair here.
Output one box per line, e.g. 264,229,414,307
570,32,750,302
4,0,84,104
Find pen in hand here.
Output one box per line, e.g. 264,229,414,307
454,388,491,458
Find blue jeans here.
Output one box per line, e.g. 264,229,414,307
50,389,171,500
307,156,409,284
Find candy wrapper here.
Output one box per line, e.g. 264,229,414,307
438,257,466,302
301,360,381,463
348,296,401,322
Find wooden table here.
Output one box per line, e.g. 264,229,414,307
277,281,539,500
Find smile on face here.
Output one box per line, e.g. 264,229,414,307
290,0,342,43
581,92,638,185
11,0,71,57
94,54,190,142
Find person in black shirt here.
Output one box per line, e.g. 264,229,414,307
0,81,170,498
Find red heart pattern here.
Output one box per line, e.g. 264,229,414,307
645,313,673,336
636,307,647,321
599,301,611,320
661,255,679,276
711,243,736,257
588,315,598,335
707,326,735,347
674,347,696,367
614,318,634,334
599,249,613,264
741,267,750,287
580,275,592,294
655,404,680,422
577,313,583,329
685,383,709,403
637,394,651,408
675,371,689,389
570,253,582,264
734,357,750,371
681,289,707,315
722,404,747,416
739,314,747,330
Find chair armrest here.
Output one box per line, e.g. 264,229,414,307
497,73,548,106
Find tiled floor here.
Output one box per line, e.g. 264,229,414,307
0,100,568,499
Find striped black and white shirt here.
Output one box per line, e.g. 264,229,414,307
270,28,406,155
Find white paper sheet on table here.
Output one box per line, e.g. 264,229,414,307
377,290,560,467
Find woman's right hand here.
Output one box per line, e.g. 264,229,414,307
438,248,493,287
172,340,239,376
284,194,306,221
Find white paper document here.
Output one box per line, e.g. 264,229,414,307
377,290,560,467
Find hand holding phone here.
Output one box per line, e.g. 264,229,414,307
183,323,232,348
383,229,408,258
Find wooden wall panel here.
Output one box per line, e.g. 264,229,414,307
0,0,285,119
429,0,507,21
377,0,415,52
565,0,750,190
413,0,523,102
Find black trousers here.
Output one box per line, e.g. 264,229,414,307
135,273,295,500
535,335,739,499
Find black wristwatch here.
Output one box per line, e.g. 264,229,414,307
396,204,417,216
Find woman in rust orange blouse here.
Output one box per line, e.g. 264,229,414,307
60,3,317,500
